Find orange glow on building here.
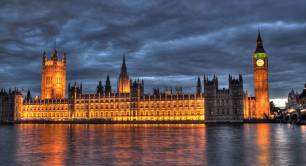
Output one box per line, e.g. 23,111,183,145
118,56,130,94
18,93,204,121
255,124,271,165
41,49,66,100
0,32,272,123
253,32,270,118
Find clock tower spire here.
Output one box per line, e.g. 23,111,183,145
253,31,270,118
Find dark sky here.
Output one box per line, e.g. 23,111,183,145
0,0,305,100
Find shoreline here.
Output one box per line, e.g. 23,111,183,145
1,119,304,125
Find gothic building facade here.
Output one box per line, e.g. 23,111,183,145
252,32,270,118
204,75,244,121
4,54,204,122
286,84,306,109
0,32,271,123
41,49,66,100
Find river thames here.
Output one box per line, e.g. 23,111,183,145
0,124,305,166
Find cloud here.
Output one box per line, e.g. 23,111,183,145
0,0,305,99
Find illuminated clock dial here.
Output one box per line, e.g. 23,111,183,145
256,59,265,67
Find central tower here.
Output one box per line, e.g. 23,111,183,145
253,32,270,118
118,56,130,93
41,49,66,100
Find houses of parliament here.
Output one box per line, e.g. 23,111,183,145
0,33,270,123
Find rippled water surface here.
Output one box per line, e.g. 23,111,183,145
0,124,305,166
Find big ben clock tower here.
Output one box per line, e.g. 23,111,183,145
253,32,270,119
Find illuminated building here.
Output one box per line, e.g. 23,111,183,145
41,49,66,100
118,56,130,94
243,91,256,119
0,32,272,123
253,32,270,118
5,54,204,122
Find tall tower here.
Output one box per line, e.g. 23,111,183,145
253,32,270,118
203,75,218,120
118,55,130,93
41,49,66,100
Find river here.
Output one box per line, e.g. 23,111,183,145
0,124,305,166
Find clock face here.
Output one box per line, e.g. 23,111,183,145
256,59,265,67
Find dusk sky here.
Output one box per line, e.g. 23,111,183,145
0,0,306,106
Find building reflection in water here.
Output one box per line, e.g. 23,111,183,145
15,124,68,166
6,124,306,166
255,124,271,166
96,124,208,165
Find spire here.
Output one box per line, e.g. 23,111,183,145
121,55,127,73
197,77,201,87
118,55,130,93
255,30,265,53
196,77,202,95
51,38,58,60
106,75,110,84
63,52,67,64
26,89,32,101
42,51,47,64
97,80,104,95
105,75,112,95
51,48,58,60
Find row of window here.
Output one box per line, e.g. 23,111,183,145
22,111,203,118
24,104,202,111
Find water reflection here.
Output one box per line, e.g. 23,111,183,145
255,124,271,166
15,124,68,166
0,124,304,166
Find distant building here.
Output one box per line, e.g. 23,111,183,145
286,89,300,109
299,84,306,108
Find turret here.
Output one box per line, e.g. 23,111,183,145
51,49,58,61
97,80,104,95
105,75,112,95
42,51,47,65
26,89,32,102
196,77,202,95
63,52,67,64
68,82,82,99
130,78,144,97
204,75,218,91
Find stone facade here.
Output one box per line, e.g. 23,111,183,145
0,32,272,122
204,75,244,121
41,49,66,100
0,89,23,122
253,32,270,118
